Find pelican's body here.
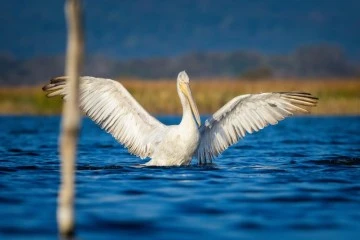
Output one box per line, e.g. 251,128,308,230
147,120,199,166
43,71,318,166
146,74,200,166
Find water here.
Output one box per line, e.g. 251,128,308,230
0,116,359,240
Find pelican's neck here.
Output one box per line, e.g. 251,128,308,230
178,84,196,127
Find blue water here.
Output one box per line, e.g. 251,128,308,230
0,116,359,240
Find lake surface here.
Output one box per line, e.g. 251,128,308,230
0,116,359,240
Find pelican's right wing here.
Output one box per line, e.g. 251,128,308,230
43,76,166,159
195,92,318,164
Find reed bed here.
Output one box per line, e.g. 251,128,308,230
0,78,359,115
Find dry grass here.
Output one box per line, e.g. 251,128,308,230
0,78,359,115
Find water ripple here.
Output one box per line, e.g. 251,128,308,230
0,116,360,240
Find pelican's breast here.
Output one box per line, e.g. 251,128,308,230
147,125,200,166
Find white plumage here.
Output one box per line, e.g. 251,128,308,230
43,71,318,166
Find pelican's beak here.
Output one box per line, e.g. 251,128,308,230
180,83,201,127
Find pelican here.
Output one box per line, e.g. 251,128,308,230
43,71,318,166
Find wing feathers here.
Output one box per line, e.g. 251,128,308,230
43,76,166,158
196,92,318,164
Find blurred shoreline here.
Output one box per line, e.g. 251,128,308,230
0,78,359,116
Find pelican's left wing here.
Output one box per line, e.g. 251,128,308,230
43,76,167,159
195,92,318,164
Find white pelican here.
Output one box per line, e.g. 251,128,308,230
43,71,318,166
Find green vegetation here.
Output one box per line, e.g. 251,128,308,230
1,78,359,115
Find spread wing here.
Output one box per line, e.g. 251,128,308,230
195,92,318,164
43,76,166,159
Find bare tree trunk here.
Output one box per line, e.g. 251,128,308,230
58,0,83,237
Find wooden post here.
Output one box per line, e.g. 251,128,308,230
58,0,83,237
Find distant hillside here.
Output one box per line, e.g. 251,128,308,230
0,45,358,86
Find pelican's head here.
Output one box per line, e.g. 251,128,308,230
177,71,201,127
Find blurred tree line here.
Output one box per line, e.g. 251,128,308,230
0,44,358,86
